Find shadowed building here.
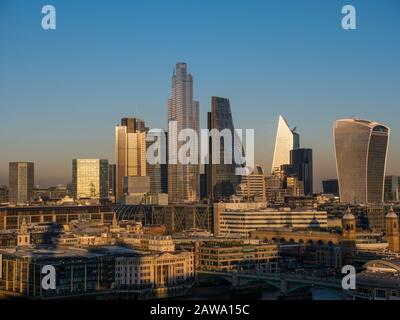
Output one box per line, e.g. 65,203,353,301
385,176,400,202
334,119,390,204
206,97,240,200
322,179,339,196
290,148,313,196
9,162,34,205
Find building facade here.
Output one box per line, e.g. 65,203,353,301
9,162,34,205
115,118,147,203
167,62,200,203
271,115,299,173
385,176,399,202
206,96,240,200
235,165,265,201
214,203,327,237
72,159,109,200
334,119,389,204
322,179,339,196
290,148,313,196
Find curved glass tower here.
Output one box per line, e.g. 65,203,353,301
334,118,390,204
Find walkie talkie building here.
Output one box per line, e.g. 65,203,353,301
334,118,390,204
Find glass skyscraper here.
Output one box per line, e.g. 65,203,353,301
72,159,109,199
290,148,313,196
384,175,399,202
167,63,200,203
271,115,299,173
9,162,34,205
206,96,240,200
334,118,390,204
115,118,147,203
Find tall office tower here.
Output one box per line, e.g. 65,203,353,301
9,162,34,205
115,118,147,203
271,115,300,173
167,62,200,203
384,176,400,202
206,97,240,200
108,164,116,198
322,179,339,196
290,148,313,196
72,159,109,199
334,118,390,204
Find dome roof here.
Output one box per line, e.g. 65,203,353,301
343,207,355,220
386,206,398,219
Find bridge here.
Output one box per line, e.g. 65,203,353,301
196,270,343,295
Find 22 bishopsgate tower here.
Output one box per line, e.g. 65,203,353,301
167,63,200,203
334,118,390,204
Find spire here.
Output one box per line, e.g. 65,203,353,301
19,217,28,234
112,212,118,227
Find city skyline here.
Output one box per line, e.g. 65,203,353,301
1,0,400,191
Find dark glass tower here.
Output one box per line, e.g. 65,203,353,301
290,148,313,196
206,97,240,200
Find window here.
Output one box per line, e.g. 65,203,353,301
375,289,386,299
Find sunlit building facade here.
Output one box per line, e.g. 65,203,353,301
167,62,200,203
334,118,390,204
115,118,147,202
236,165,265,201
271,115,299,173
72,159,109,199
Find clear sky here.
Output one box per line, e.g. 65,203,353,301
0,0,399,191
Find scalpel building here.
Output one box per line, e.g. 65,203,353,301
334,118,390,204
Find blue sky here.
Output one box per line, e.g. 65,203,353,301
0,0,399,190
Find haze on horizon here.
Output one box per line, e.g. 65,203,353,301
0,0,399,191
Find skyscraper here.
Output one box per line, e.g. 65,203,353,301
334,118,390,204
72,159,109,200
322,179,339,196
206,96,240,200
108,164,116,198
290,148,313,196
115,118,147,203
167,62,200,203
384,176,399,202
9,162,34,205
271,115,299,173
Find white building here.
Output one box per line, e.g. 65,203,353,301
214,203,327,237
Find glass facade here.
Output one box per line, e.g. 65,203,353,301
334,119,389,204
384,176,399,202
206,96,240,200
290,148,313,196
72,159,109,199
271,115,299,173
167,63,200,203
115,118,147,203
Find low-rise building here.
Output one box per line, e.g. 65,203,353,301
214,203,327,237
197,240,278,273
